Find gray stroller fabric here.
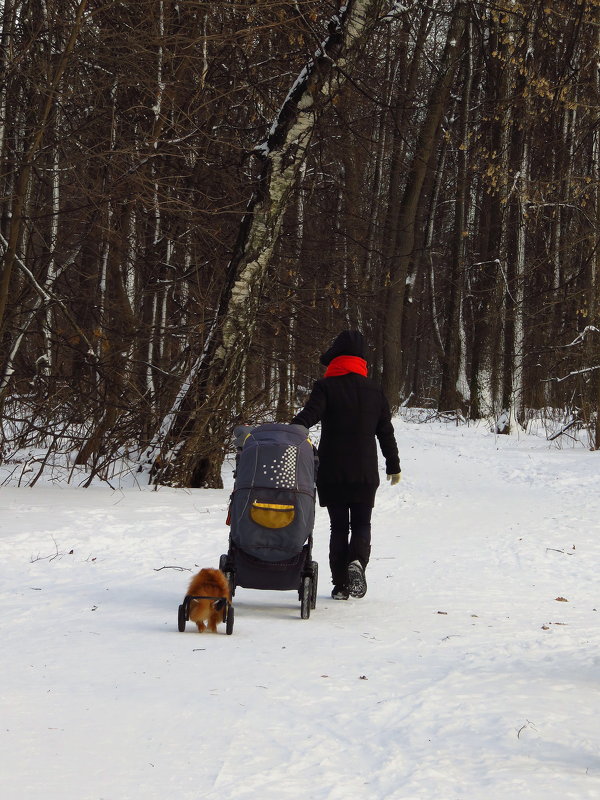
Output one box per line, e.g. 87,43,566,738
230,423,316,562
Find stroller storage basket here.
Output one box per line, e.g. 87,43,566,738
230,543,310,592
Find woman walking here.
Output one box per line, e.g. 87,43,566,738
291,331,401,599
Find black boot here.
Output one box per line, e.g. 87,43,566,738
331,584,349,600
347,560,367,598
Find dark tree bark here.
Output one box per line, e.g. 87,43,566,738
382,1,469,410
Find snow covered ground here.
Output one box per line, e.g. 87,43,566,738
2,416,600,800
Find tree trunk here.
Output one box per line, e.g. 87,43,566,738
502,9,536,434
588,23,600,447
438,19,472,412
382,1,468,410
471,9,513,427
375,8,430,379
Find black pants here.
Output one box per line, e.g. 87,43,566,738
326,503,372,586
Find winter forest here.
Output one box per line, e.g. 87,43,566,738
1,0,599,488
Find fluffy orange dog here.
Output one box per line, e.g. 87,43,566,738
186,568,231,633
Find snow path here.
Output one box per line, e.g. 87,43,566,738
2,419,600,799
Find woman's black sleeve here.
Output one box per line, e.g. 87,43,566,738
376,393,401,474
290,381,326,429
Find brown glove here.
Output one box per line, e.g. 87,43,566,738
386,473,401,486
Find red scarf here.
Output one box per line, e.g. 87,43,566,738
324,355,368,378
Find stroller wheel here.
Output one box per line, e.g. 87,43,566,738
300,575,311,619
178,603,186,632
224,570,236,598
219,553,229,572
310,561,318,609
226,604,234,635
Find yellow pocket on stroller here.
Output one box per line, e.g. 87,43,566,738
250,502,295,529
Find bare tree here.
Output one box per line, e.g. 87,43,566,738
382,0,469,410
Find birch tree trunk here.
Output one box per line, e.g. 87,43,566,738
41,140,60,378
502,9,536,434
147,0,387,487
588,22,600,447
470,8,513,427
438,18,472,412
508,140,529,431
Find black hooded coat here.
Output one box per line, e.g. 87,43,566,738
291,331,400,507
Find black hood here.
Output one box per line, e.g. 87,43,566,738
319,330,367,366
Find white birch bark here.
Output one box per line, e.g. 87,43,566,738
153,0,165,137
146,2,165,397
126,206,137,309
288,160,307,407
217,0,385,363
455,21,472,406
98,203,111,345
147,294,158,395
101,80,118,320
438,15,471,411
425,143,448,359
161,238,172,360
508,16,535,433
200,6,208,90
509,150,528,432
492,29,514,427
42,141,61,375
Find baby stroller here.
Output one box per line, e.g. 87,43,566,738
219,423,318,619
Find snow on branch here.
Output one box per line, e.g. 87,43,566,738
543,364,600,384
381,1,414,21
564,326,600,348
254,0,384,158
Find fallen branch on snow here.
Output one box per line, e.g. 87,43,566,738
153,565,192,572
